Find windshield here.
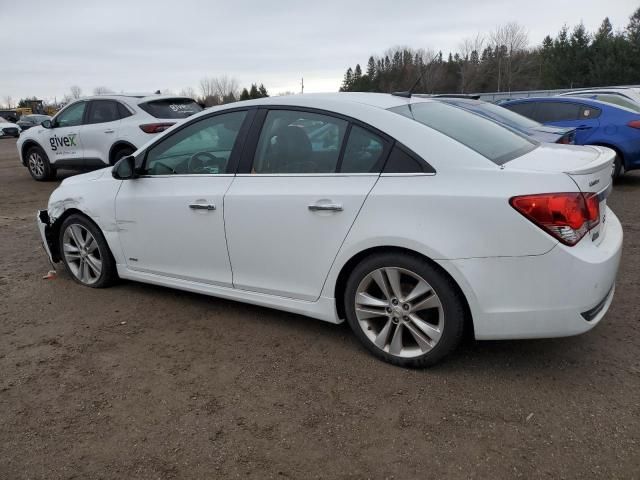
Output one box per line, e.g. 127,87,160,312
569,93,640,113
139,98,203,119
389,101,537,165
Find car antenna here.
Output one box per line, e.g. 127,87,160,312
392,53,438,99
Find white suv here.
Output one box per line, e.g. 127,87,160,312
17,94,202,180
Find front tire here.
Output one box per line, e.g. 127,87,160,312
26,146,56,181
344,253,465,367
58,214,118,288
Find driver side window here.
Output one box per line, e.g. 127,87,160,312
144,110,247,175
55,101,86,128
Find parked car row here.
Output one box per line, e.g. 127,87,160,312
33,92,622,367
16,93,202,180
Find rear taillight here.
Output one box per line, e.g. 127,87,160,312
510,192,600,246
628,120,640,129
139,122,175,134
556,132,575,144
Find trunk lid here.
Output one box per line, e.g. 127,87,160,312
506,144,614,245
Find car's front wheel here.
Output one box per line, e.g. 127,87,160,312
26,146,56,181
59,214,118,288
344,253,465,367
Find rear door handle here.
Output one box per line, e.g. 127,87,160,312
104,129,115,133
189,203,216,211
308,203,343,212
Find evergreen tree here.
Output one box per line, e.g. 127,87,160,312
249,84,259,99
258,84,269,97
239,88,250,101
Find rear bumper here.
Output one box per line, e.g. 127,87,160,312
37,210,57,263
442,207,623,340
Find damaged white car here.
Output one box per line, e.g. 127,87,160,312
37,93,622,367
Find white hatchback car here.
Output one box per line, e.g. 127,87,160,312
17,94,202,180
36,93,622,367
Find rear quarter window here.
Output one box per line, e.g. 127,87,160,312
534,102,581,122
389,102,537,165
139,99,203,119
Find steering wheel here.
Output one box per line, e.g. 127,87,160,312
188,152,226,174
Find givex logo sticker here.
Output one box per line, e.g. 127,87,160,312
49,134,77,151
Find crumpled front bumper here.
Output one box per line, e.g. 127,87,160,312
37,210,57,263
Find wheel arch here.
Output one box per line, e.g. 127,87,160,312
48,208,96,262
333,246,475,337
21,140,44,166
108,141,137,165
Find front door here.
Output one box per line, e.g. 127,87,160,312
114,110,249,286
224,109,389,301
45,100,86,166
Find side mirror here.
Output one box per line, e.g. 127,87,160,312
112,155,139,180
41,119,52,129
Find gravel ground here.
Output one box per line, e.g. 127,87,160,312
0,137,639,479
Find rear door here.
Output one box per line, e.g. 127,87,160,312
81,100,126,166
224,108,390,301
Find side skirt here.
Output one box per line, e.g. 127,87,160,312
117,265,342,324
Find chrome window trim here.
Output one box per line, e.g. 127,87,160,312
235,173,379,178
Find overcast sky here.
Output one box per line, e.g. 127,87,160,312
1,0,638,103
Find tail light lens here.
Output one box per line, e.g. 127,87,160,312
556,132,575,144
628,120,640,129
139,122,175,134
510,192,600,246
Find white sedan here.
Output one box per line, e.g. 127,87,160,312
36,93,622,367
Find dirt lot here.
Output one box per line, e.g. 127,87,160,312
0,137,639,479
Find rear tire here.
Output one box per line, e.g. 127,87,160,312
612,154,623,180
58,214,118,288
111,146,135,165
26,145,56,181
344,252,465,367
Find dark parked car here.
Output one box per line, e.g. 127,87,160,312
502,97,640,178
434,97,576,144
16,114,51,131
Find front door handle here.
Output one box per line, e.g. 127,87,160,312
104,129,115,133
189,203,216,211
308,203,343,212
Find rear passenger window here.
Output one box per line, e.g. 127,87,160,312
580,106,601,119
87,100,120,124
339,126,385,173
504,102,536,119
384,144,435,173
252,110,347,174
535,102,581,122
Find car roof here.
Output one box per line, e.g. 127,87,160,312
76,94,196,103
208,92,434,111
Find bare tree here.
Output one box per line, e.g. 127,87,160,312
69,85,83,99
93,86,114,95
458,33,485,93
198,76,240,106
490,22,529,92
179,87,197,99
3,96,13,109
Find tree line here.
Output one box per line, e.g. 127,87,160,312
340,7,640,94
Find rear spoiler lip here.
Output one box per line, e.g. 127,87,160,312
563,146,615,175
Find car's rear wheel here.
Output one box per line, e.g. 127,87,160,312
59,214,117,288
111,146,135,165
612,154,623,180
344,253,465,367
27,146,55,181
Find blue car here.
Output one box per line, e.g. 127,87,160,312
502,97,640,178
434,97,576,145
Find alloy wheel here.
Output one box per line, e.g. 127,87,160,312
354,267,444,358
62,224,103,285
28,152,45,178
